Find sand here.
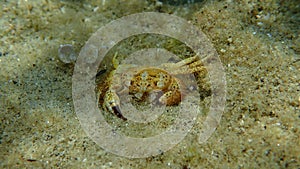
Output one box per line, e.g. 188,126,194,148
1,0,299,168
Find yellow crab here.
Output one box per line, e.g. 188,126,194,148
97,54,206,120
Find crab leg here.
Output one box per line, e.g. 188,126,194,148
163,56,206,75
173,56,199,67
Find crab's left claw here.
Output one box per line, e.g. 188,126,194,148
158,79,183,106
103,89,127,120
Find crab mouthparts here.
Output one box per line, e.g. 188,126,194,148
112,106,127,120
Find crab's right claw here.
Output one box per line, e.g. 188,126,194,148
112,105,127,120
104,90,127,120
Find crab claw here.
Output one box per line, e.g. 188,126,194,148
104,89,127,120
112,106,127,120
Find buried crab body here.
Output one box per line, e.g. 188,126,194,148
98,55,206,120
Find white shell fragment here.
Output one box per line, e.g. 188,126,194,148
58,44,77,63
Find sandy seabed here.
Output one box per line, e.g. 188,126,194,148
0,0,299,168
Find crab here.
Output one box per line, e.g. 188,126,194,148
97,54,206,120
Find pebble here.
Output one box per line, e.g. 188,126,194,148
58,44,77,63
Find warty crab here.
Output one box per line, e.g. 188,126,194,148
97,54,207,120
